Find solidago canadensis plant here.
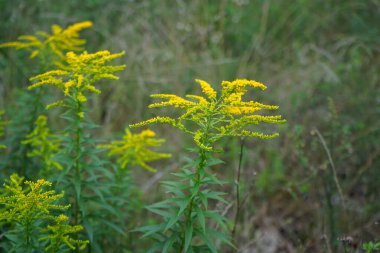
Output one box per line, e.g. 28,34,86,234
28,49,125,249
131,79,285,252
99,128,171,172
0,21,92,176
97,128,171,250
22,115,63,176
0,174,89,252
0,21,92,67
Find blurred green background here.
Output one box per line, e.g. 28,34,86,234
0,0,379,252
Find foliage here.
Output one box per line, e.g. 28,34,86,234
0,1,378,252
0,21,92,67
363,241,380,253
22,115,62,174
27,49,125,251
0,174,89,252
131,79,285,151
132,78,284,252
0,110,7,149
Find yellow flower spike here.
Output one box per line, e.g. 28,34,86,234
195,79,217,100
46,101,65,110
98,128,171,172
149,94,195,109
29,50,125,109
0,21,92,66
186,95,208,104
131,79,285,151
21,115,63,172
40,213,89,251
0,176,70,224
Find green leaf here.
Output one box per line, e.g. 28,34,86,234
146,206,172,219
184,222,193,252
206,228,234,248
196,208,205,233
83,219,93,243
204,211,227,230
102,219,126,235
197,229,218,253
135,224,165,238
162,234,177,253
164,214,180,231
203,190,228,204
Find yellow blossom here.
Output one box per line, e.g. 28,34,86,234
0,175,69,225
131,79,285,151
0,174,88,252
21,115,63,172
98,128,171,172
29,50,125,108
195,79,217,100
41,214,89,252
0,21,92,66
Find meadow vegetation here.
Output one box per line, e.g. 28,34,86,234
0,1,379,252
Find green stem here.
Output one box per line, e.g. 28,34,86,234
73,101,83,253
231,138,244,246
179,113,214,252
180,148,207,253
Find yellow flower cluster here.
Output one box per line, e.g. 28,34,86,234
28,50,126,109
131,79,285,151
0,174,88,251
0,174,69,224
0,21,92,64
98,128,171,172
41,214,89,252
22,115,62,171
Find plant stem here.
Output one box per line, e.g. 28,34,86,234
231,138,244,246
179,148,207,253
73,101,84,253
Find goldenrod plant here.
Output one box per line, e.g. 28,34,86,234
131,79,285,252
29,50,125,250
0,21,92,176
97,128,171,250
0,174,88,252
99,128,171,173
0,21,92,68
21,115,62,177
363,241,380,253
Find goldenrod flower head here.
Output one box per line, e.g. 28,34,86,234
0,175,88,252
195,79,217,100
131,79,286,151
98,128,171,172
41,214,89,252
0,21,92,66
22,115,62,171
29,50,126,109
0,176,69,225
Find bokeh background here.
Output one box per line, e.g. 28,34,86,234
0,0,379,252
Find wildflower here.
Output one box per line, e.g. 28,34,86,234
40,214,89,252
131,79,285,151
98,128,171,172
0,175,88,252
0,175,69,225
29,50,126,109
0,21,92,65
22,115,62,171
